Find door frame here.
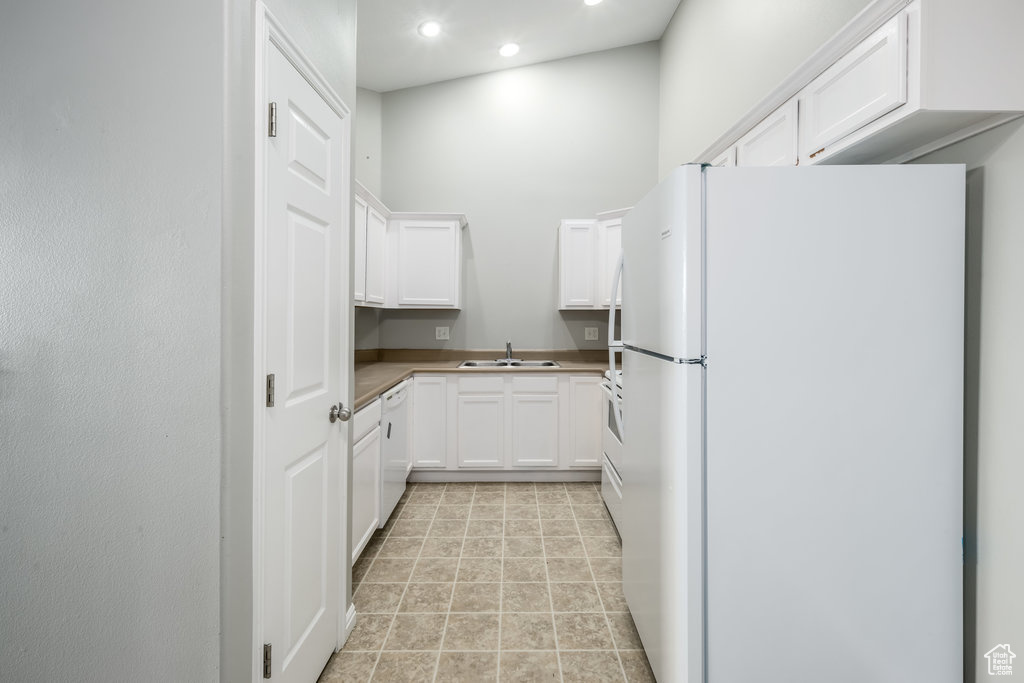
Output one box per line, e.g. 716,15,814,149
252,4,354,679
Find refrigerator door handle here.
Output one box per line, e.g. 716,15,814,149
608,250,625,439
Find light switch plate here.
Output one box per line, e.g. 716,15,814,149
435,326,450,341
584,327,599,341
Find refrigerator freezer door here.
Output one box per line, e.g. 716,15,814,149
621,164,704,360
704,165,964,681
621,349,704,683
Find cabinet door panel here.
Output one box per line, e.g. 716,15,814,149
559,220,597,308
511,394,559,467
412,376,446,467
365,207,387,304
396,220,459,307
800,13,907,161
352,427,380,562
568,377,602,467
457,394,504,467
353,196,368,303
600,219,623,308
736,99,798,167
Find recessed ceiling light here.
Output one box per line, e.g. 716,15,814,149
584,0,603,5
499,43,520,57
418,21,441,38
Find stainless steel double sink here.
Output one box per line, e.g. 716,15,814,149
456,360,561,368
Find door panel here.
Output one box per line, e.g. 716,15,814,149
264,39,346,683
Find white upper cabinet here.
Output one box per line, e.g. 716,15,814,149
699,0,1024,168
353,182,388,308
710,146,737,167
736,99,799,167
558,219,597,308
364,206,386,305
388,213,466,309
352,181,467,310
799,14,908,163
597,209,625,308
558,210,628,310
353,194,368,303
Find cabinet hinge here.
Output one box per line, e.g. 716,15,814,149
268,102,277,138
266,373,275,408
263,642,272,679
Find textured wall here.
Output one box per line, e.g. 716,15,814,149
0,1,222,679
913,120,1024,682
377,43,659,351
658,0,869,176
355,88,384,197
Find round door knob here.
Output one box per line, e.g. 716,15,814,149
329,403,352,423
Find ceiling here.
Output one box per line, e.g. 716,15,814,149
357,0,682,92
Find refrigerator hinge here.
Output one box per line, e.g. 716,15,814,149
263,642,272,678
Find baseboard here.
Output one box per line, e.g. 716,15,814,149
408,469,601,483
342,604,357,648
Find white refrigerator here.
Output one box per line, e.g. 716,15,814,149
614,164,964,682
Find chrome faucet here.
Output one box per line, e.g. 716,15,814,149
506,341,513,361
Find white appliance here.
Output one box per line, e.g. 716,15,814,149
609,164,964,682
599,369,624,531
378,378,410,526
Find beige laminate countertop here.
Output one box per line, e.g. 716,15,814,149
354,359,609,411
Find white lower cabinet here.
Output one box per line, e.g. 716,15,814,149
510,376,560,468
406,372,601,472
456,394,505,467
567,376,603,468
351,399,381,563
411,376,447,468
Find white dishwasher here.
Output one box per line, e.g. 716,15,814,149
378,379,410,527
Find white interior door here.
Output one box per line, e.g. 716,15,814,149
262,39,347,683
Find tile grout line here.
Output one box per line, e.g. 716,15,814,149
429,482,456,683
576,483,629,682
497,481,506,681
543,483,566,683
368,482,440,682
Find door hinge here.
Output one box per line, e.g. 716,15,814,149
268,102,277,138
263,642,272,679
266,373,275,407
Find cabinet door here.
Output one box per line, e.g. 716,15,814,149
559,220,597,308
457,394,505,467
736,98,798,167
351,426,380,562
710,146,737,167
598,218,622,308
411,376,447,468
567,376,602,468
511,393,559,467
364,207,387,305
799,13,907,164
353,195,368,303
395,219,461,308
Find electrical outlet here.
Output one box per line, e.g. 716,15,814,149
584,327,599,341
435,326,450,341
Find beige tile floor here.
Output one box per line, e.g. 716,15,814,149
318,482,656,683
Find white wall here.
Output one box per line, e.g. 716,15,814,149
355,87,384,197
658,0,869,176
913,120,1024,682
0,1,221,679
375,43,659,351
0,0,357,680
